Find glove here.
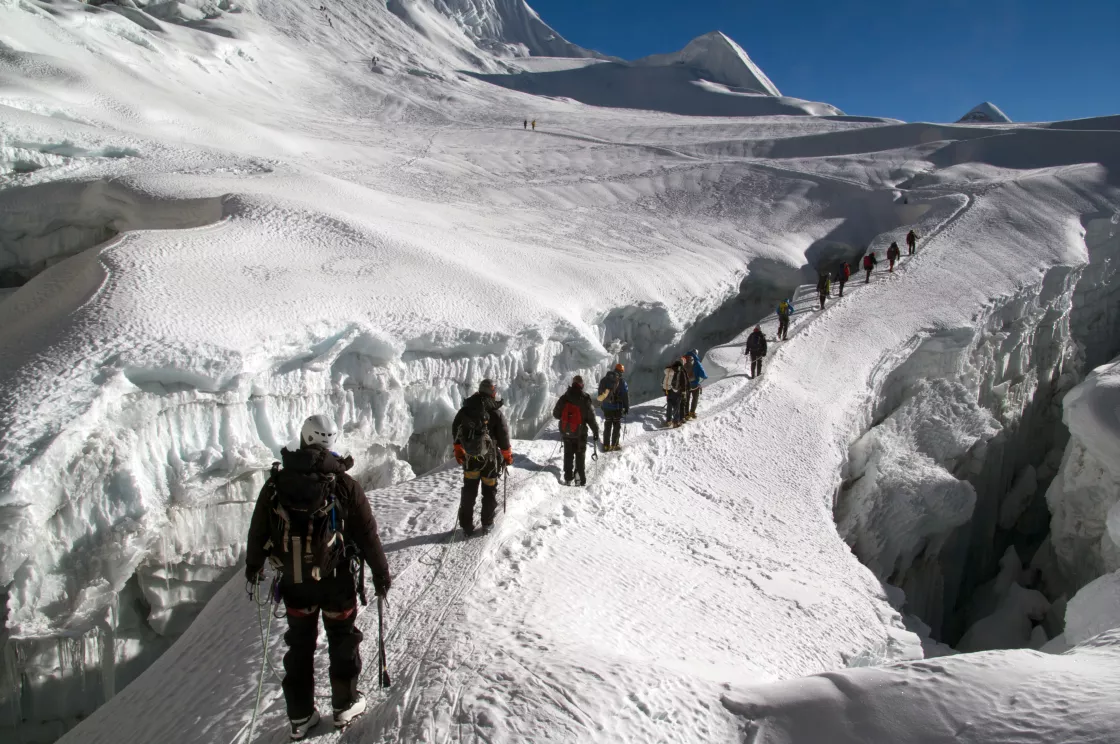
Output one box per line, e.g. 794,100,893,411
501,448,514,466
663,389,669,396
623,408,629,415
454,444,466,465
245,565,264,584
374,575,392,597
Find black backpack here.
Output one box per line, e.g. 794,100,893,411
264,462,347,584
457,404,493,459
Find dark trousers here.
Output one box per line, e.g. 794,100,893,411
908,242,915,255
666,391,682,423
460,456,499,530
750,354,764,378
280,572,362,719
818,291,827,309
777,316,789,340
684,386,701,416
838,279,846,297
889,258,896,272
603,409,622,447
865,268,872,283
562,436,588,482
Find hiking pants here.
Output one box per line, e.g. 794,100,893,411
460,456,500,530
603,409,623,448
865,268,872,283
666,391,682,424
750,354,764,378
562,436,588,483
280,572,362,720
685,386,701,416
818,291,827,309
908,241,915,255
777,315,789,340
889,257,896,272
838,279,846,297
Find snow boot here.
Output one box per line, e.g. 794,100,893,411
462,524,475,537
333,694,367,728
290,710,320,741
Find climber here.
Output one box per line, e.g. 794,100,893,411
531,120,537,131
554,375,600,485
663,358,688,427
597,363,630,451
683,349,707,420
887,241,901,272
776,298,793,340
745,326,767,378
907,229,918,255
835,262,850,298
452,379,513,535
863,251,877,283
245,415,392,740
816,272,831,310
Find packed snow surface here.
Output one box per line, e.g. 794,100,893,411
0,0,1119,742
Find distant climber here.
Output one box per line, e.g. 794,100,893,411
245,415,391,739
816,272,831,310
663,358,688,427
776,298,793,340
863,251,877,283
531,120,537,131
745,326,767,378
597,364,629,451
683,349,707,420
887,241,900,272
452,379,513,535
907,229,918,255
523,119,527,129
554,375,600,485
835,262,850,298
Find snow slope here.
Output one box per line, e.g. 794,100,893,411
2,0,1120,742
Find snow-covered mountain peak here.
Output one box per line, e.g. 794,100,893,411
636,30,782,96
958,101,1012,123
389,0,604,59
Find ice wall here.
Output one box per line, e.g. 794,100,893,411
836,264,1079,641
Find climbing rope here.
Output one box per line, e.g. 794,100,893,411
245,576,280,744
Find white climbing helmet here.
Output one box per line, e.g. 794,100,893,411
300,414,338,449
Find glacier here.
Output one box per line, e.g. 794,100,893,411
0,0,1119,742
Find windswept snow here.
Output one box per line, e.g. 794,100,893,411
2,0,1120,742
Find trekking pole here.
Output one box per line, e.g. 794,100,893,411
591,438,599,462
503,462,508,514
246,578,278,744
377,596,392,688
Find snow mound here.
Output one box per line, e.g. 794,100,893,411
635,31,781,96
1063,356,1120,471
1065,570,1120,644
723,630,1120,743
958,101,1012,123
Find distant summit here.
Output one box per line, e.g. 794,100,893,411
635,31,782,97
958,102,1012,123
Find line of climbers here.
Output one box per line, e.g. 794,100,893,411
240,231,924,739
747,230,920,378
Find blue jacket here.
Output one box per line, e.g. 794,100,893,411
777,300,794,317
686,351,707,386
598,371,630,412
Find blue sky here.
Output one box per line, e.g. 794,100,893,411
528,0,1120,123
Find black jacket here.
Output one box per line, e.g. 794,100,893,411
452,393,512,451
246,446,391,589
553,387,600,440
746,329,768,357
